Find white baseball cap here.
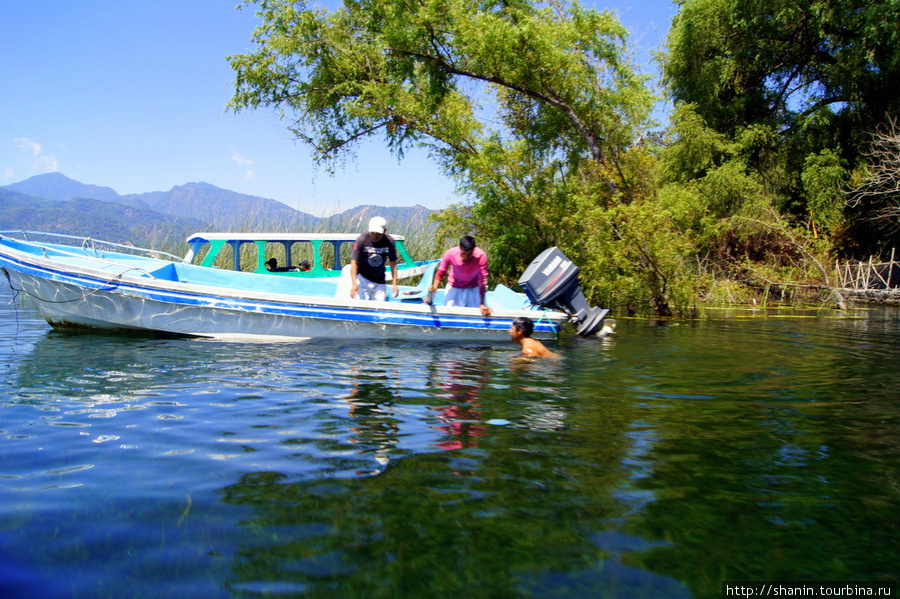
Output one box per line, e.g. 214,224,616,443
368,216,387,234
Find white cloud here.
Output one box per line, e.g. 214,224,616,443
3,166,14,180
11,137,58,174
34,154,58,173
14,137,42,157
231,149,255,180
231,149,253,167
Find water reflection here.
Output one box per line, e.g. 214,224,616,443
2,295,900,597
215,424,682,597
428,356,489,450
209,341,691,597
343,368,402,475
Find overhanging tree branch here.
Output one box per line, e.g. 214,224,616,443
389,46,606,164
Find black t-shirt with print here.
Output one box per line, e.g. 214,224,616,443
350,233,397,284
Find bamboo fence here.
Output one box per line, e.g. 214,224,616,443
834,248,900,290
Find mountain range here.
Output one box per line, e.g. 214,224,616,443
1,173,437,254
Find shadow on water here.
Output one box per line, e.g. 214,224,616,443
1,286,899,598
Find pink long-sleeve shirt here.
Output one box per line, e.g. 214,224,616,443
435,246,489,294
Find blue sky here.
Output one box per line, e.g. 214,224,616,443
1,1,676,216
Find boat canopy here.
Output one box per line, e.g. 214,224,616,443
183,232,418,277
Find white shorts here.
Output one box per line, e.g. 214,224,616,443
356,274,387,301
445,286,481,308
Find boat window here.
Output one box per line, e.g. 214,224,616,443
289,242,316,271
337,242,353,269
233,241,260,273
264,242,288,271
199,239,237,270
191,243,213,267
318,241,337,271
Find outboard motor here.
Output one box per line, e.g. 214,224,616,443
518,247,609,336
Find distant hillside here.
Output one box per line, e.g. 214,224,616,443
2,172,147,209
320,204,436,237
1,173,439,253
0,188,206,254
123,182,322,230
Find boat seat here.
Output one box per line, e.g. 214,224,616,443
398,262,437,302
336,261,437,301
335,264,353,299
488,283,530,310
149,263,180,282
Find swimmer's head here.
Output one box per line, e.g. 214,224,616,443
511,316,534,338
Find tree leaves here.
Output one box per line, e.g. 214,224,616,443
663,0,900,257
229,0,675,313
229,0,651,177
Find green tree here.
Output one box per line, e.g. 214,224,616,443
663,0,900,256
229,0,650,179
229,0,688,315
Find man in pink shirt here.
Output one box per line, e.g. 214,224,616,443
428,236,492,316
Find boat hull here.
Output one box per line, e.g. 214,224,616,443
1,238,567,341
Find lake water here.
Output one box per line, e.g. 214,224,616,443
1,283,898,598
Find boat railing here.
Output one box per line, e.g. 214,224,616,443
0,231,184,263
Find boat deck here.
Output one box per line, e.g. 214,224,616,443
27,248,531,310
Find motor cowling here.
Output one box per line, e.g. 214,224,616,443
518,247,609,336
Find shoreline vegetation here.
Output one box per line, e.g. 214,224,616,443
169,216,900,319
224,0,900,318
120,193,900,317
6,190,897,319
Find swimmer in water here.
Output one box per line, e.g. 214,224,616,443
509,316,560,358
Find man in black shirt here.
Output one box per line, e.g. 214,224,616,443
350,216,399,300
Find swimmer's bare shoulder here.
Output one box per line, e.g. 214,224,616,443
521,338,561,358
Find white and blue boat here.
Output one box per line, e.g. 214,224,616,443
0,231,607,341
